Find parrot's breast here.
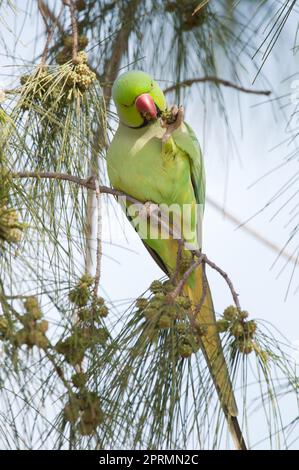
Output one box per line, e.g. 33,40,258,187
107,121,194,207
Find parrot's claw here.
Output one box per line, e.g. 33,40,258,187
161,105,184,143
139,201,159,220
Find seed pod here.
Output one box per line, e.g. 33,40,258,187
230,321,244,339
194,322,208,337
24,296,38,311
38,320,49,333
69,285,90,307
179,343,193,358
150,280,164,294
24,296,42,320
74,51,88,65
67,71,79,87
0,316,9,335
94,296,104,306
63,403,79,424
246,320,257,336
77,75,92,91
79,274,94,287
223,305,238,321
143,306,159,322
81,406,103,426
176,296,191,310
136,297,148,310
237,339,254,355
5,227,23,243
55,337,85,365
97,305,109,318
14,328,27,347
162,280,174,293
71,372,87,389
239,310,249,320
158,314,172,329
176,323,187,334
146,326,159,343
78,420,96,436
216,319,230,333
152,292,165,302
75,63,90,76
34,331,49,349
78,308,91,322
90,327,109,345
78,35,88,48
62,35,74,49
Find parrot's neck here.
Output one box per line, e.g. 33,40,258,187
118,120,164,141
120,120,160,132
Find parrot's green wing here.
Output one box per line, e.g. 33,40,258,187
173,122,205,207
172,122,205,249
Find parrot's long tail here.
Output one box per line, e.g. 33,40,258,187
184,263,247,451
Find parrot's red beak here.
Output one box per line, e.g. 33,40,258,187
135,93,157,120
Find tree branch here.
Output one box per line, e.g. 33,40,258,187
38,1,64,65
12,171,139,204
37,0,64,34
171,254,204,298
38,0,52,65
12,170,241,310
163,76,271,96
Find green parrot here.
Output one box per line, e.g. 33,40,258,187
107,70,246,450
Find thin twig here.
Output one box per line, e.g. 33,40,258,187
38,0,64,34
38,0,52,65
171,239,184,285
171,255,204,298
38,1,64,65
163,76,271,96
202,254,241,311
63,0,78,61
13,171,94,189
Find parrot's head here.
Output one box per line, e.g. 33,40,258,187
112,70,166,128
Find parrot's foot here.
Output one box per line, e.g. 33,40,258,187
161,105,184,143
139,201,159,220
